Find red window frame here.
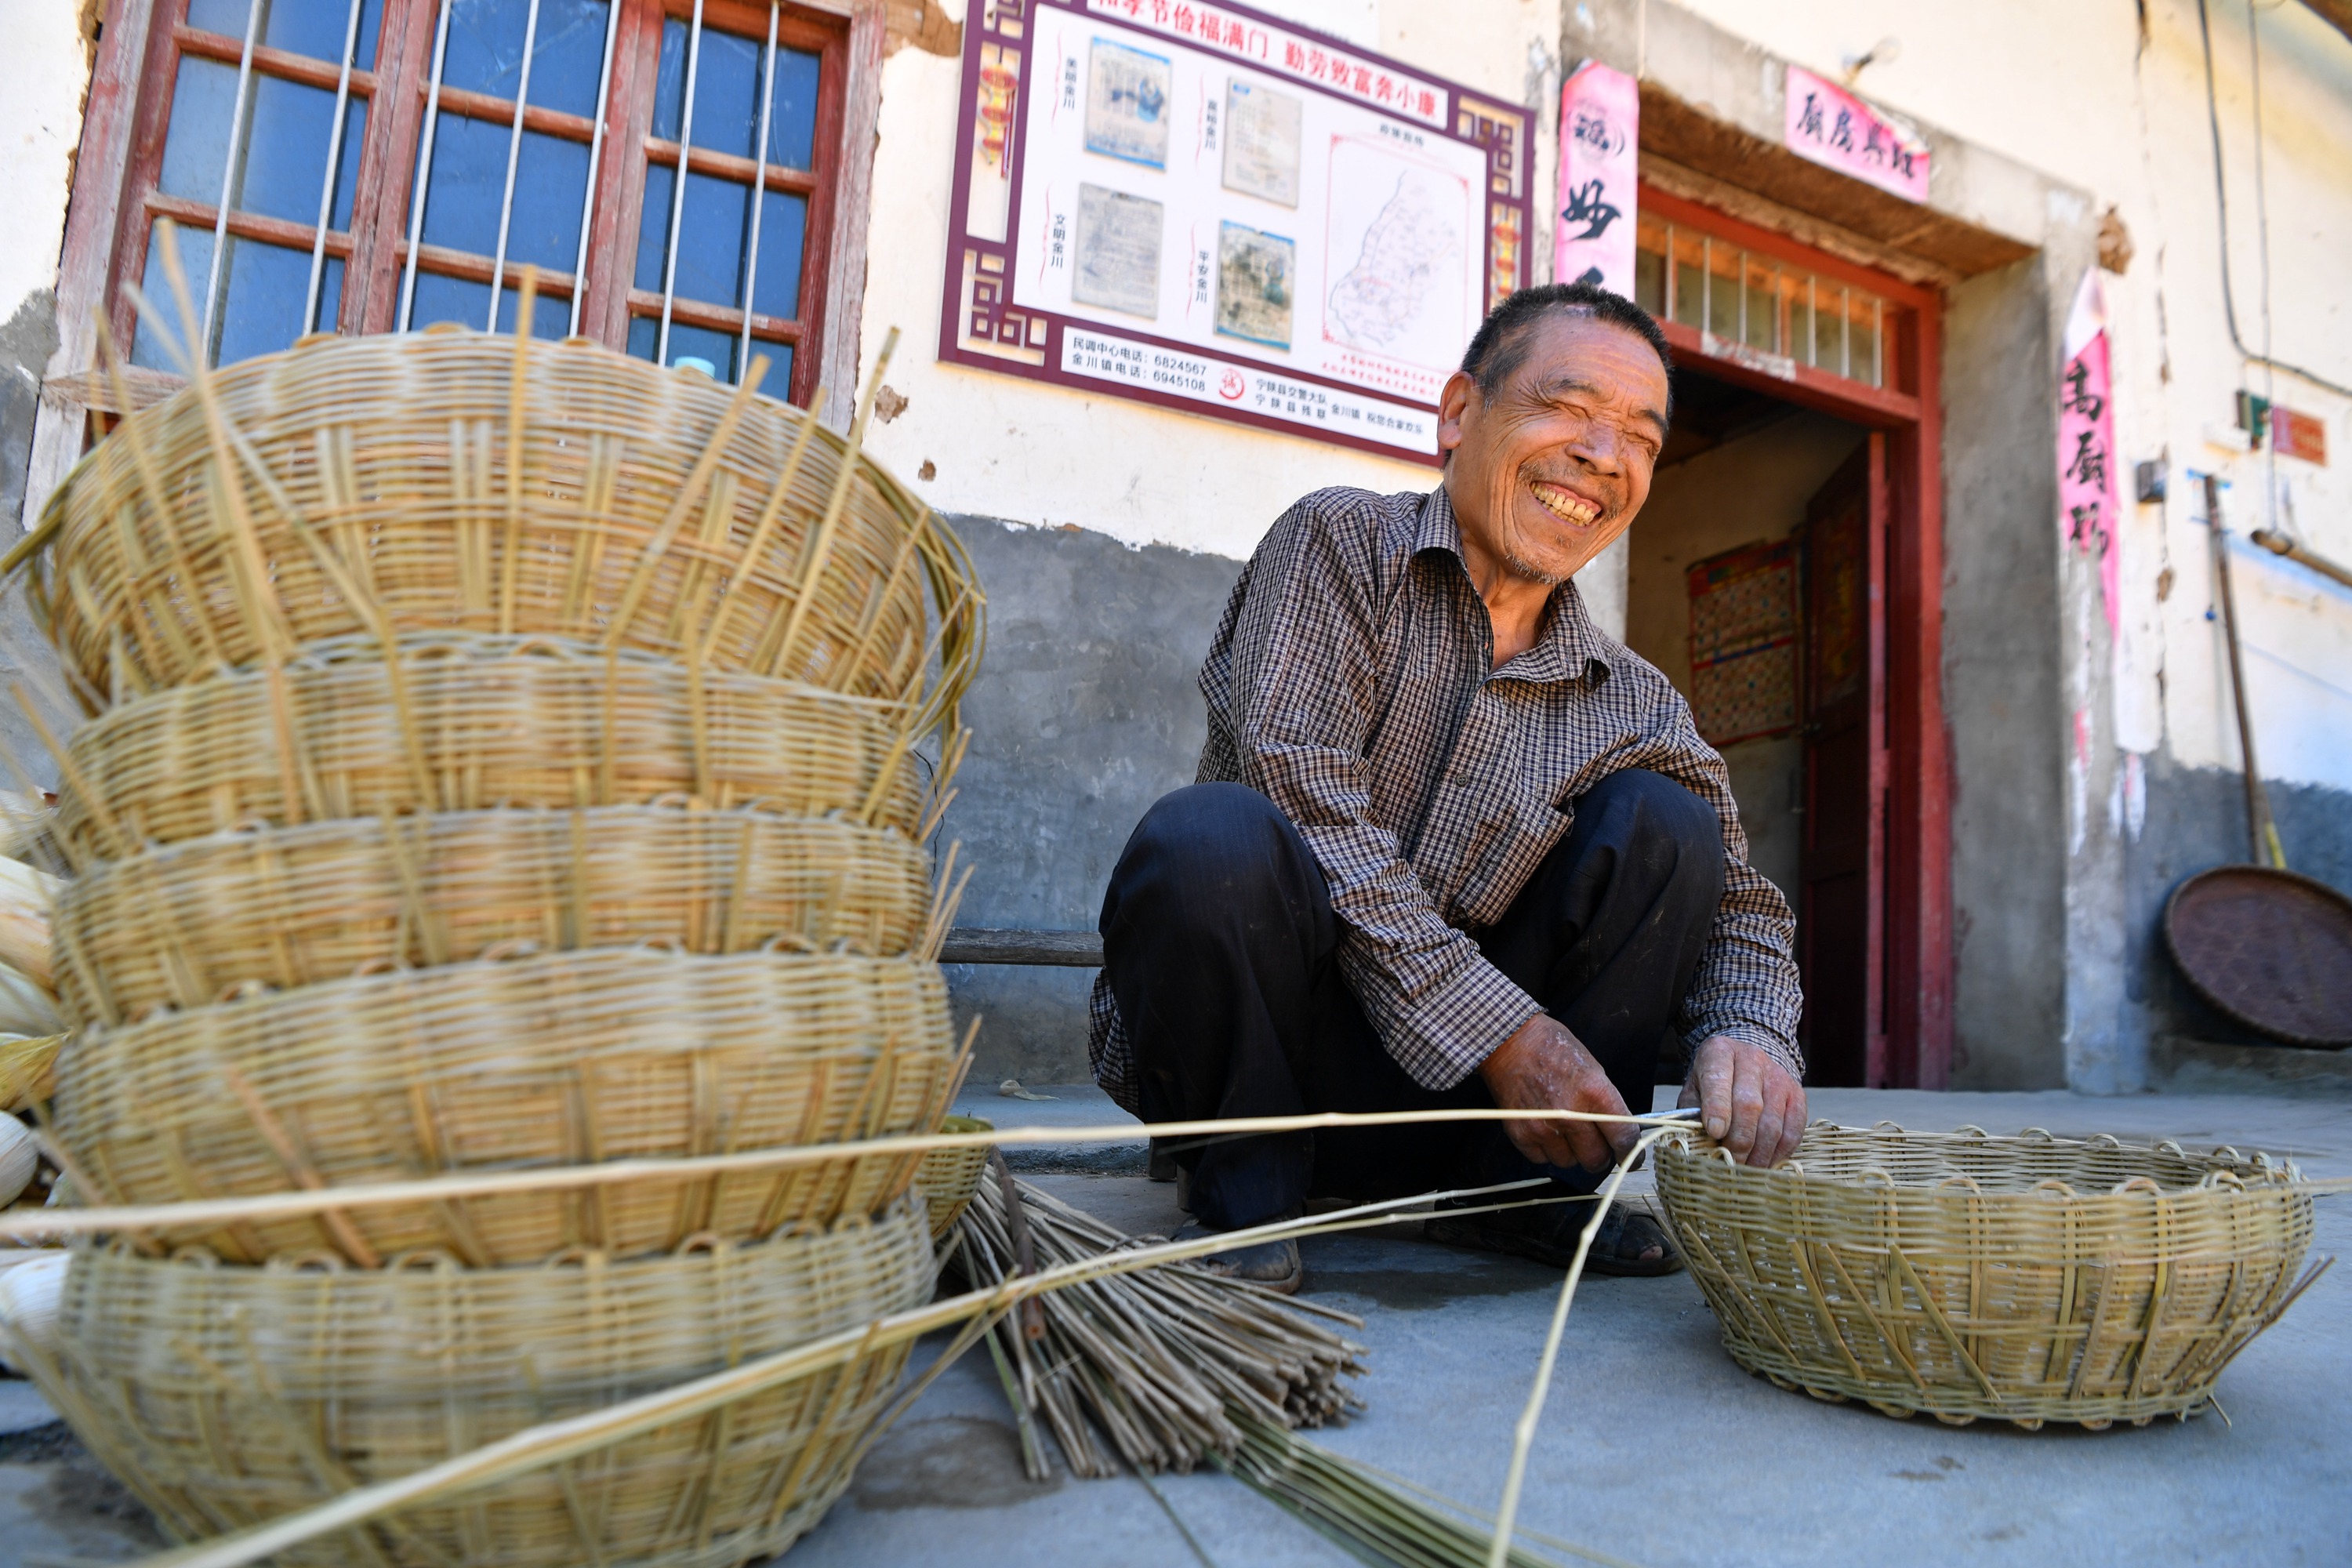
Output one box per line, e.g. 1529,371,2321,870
89,0,859,410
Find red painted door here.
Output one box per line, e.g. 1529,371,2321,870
1798,436,1888,1087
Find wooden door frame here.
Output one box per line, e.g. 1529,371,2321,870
1641,182,1951,1090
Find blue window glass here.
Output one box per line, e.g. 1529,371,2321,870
416,118,586,271
652,20,688,141
231,76,345,224
130,227,341,369
524,0,615,120
671,172,750,306
130,224,214,371
626,317,791,391
213,237,339,365
750,191,808,321
688,28,761,159
158,57,240,206
493,287,573,339
633,163,676,293
188,0,384,67
768,47,822,170
441,0,530,100
442,0,611,119
409,272,493,331
416,114,511,257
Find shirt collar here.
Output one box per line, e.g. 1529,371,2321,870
1415,486,1617,687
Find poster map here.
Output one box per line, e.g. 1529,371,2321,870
942,0,1532,462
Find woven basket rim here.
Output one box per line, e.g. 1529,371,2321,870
1658,1120,2308,1200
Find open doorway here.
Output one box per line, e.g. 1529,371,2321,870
1624,365,1880,1085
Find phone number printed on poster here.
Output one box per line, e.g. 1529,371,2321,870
941,0,1531,462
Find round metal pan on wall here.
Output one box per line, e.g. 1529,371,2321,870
2164,866,2352,1048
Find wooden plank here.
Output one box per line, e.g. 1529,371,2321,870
815,0,884,424
938,929,1105,967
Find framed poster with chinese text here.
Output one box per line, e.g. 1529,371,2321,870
941,0,1533,463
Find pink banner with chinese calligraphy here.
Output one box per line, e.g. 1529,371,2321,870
1555,60,1637,296
2060,270,2120,638
1782,64,1929,204
939,0,1534,463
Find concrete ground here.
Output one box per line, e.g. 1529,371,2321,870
0,1087,2343,1567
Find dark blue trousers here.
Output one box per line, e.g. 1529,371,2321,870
1098,771,1724,1231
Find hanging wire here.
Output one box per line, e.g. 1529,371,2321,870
199,0,268,362
655,0,710,368
568,0,628,336
301,0,367,336
397,0,459,332
485,0,546,332
2194,0,2351,401
738,3,782,383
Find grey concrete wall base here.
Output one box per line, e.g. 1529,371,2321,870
935,515,1240,1084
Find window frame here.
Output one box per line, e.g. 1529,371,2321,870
34,0,881,492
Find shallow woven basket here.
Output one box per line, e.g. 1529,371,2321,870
52,632,934,859
16,327,979,727
21,1203,933,1567
52,802,935,1028
1653,1123,2323,1428
53,948,960,1265
914,1114,996,1241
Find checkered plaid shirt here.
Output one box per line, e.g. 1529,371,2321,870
1087,485,1803,1112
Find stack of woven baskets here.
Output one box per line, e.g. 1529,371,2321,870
2,308,984,1564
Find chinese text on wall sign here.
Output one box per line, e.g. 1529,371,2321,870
941,0,1532,462
2060,271,2121,640
1782,64,1929,205
1555,60,1637,297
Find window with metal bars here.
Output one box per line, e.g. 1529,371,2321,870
106,0,847,405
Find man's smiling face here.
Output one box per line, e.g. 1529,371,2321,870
1437,310,1671,588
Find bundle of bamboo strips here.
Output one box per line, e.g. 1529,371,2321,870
0,220,986,1566
952,1172,1367,1479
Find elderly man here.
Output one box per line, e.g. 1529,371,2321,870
1087,283,1806,1293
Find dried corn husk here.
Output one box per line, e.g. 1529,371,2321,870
0,964,60,1038
0,1250,67,1373
0,1118,34,1210
0,1033,60,1111
0,858,55,989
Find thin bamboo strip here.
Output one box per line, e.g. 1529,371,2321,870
52,803,933,1026
49,633,933,857
1652,1123,2323,1428
21,1203,935,1568
52,948,961,1265
22,313,981,734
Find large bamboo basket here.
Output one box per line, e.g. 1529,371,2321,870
52,802,934,1028
51,632,935,859
52,948,960,1265
1653,1123,2322,1428
20,1204,933,1568
14,327,980,728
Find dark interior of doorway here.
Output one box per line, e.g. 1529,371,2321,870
1627,365,1877,1087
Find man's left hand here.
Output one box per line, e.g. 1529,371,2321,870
1676,1036,1805,1168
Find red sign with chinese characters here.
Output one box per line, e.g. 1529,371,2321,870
2059,271,2120,640
1782,64,1929,204
2273,406,2329,466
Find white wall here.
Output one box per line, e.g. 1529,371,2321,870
0,1,85,332
854,0,1563,563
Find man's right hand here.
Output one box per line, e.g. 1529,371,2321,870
1476,1014,1636,1174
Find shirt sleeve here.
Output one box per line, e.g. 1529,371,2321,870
1616,683,1806,1082
1218,498,1542,1091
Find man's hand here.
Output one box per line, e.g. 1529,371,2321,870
1477,1014,1635,1174
1677,1036,1805,1167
